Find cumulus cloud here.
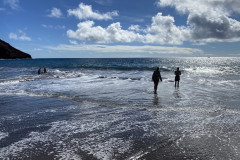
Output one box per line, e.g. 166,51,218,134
48,8,63,18
144,13,190,45
66,1,240,45
189,14,240,42
66,3,191,45
47,44,203,55
9,31,31,41
157,0,240,43
67,21,143,43
67,3,118,20
67,13,190,45
4,0,20,10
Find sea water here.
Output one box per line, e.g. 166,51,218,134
0,58,240,159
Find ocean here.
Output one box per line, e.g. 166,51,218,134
0,58,240,160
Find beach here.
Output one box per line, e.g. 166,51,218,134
0,58,240,159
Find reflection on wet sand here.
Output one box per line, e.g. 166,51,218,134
153,94,159,106
173,88,181,99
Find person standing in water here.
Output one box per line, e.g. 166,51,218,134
38,68,41,75
44,67,47,73
152,67,162,94
174,67,181,87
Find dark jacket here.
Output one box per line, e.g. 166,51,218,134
152,70,162,82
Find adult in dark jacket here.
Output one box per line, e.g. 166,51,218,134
152,67,162,94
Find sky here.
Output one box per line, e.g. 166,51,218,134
0,0,240,58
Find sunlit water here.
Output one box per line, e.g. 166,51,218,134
0,58,240,159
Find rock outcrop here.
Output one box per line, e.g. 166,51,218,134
0,39,32,59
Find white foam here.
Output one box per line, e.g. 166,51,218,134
0,79,20,85
0,102,132,159
184,67,222,74
50,69,84,79
0,101,239,159
0,132,8,140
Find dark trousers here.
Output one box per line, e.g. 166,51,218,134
154,80,159,93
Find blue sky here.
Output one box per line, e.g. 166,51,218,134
1,0,240,58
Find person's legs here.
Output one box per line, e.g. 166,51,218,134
154,81,158,94
175,80,180,87
175,76,180,87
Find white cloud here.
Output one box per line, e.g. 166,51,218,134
23,48,43,53
94,0,113,6
66,1,240,45
48,8,63,18
4,0,20,10
9,31,31,41
9,33,18,40
66,3,191,45
67,21,143,43
47,44,203,55
157,0,240,43
144,13,190,45
42,24,53,29
128,25,142,32
42,24,65,29
158,0,240,15
33,48,42,51
19,34,31,41
67,3,118,20
67,13,190,45
56,25,66,29
69,40,78,45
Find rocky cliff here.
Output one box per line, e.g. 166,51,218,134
0,39,32,59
